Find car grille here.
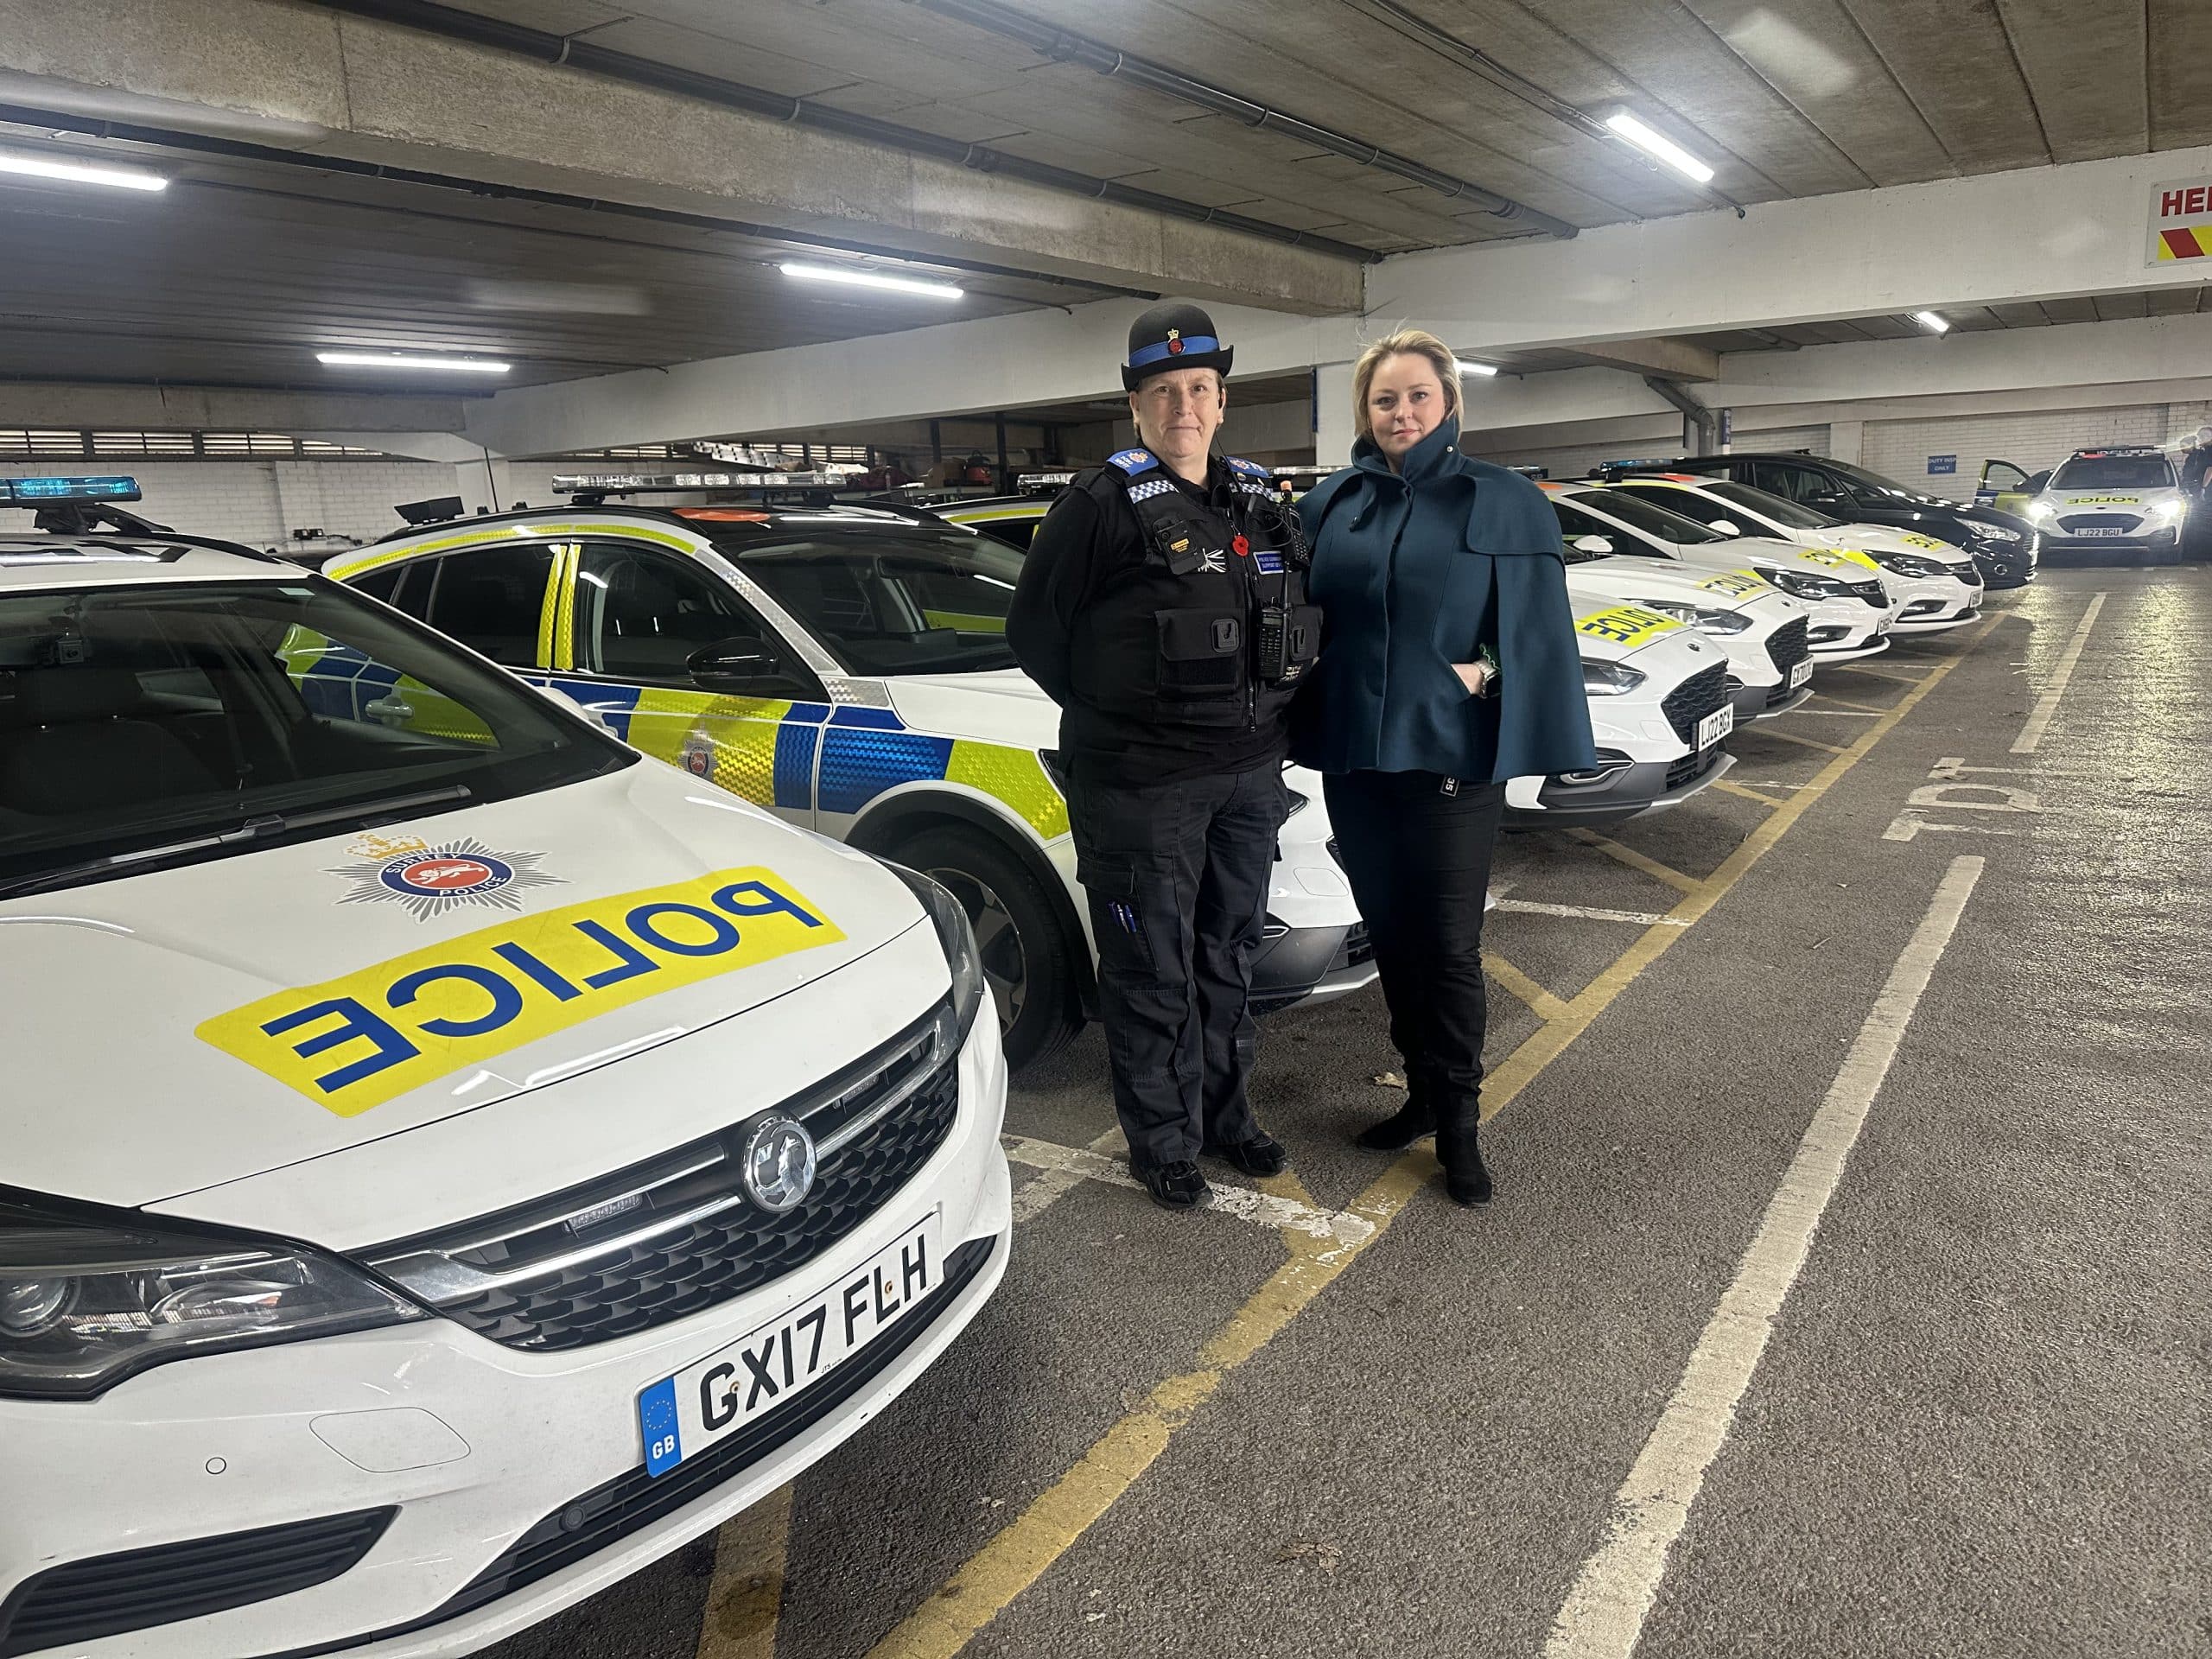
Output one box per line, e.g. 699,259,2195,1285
1664,745,1720,791
359,1001,961,1353
0,1509,393,1658
1344,922,1373,966
2058,513,2140,532
1764,616,1810,674
1659,662,1731,747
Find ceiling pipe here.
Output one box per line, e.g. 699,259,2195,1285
910,0,1578,240
308,0,1380,264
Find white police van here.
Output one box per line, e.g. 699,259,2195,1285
325,474,1374,1066
0,480,1009,1659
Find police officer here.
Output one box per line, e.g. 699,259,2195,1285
1007,302,1319,1210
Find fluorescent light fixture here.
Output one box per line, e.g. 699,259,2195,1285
0,149,168,193
1454,358,1499,378
1603,111,1716,184
1911,310,1951,334
779,262,963,300
316,352,512,373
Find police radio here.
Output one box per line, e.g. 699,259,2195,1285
1255,603,1312,684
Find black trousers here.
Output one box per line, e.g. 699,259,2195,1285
1065,762,1289,1166
1321,771,1506,1137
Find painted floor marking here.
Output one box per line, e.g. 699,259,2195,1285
1827,662,1928,683
1710,778,1785,809
1541,855,1985,1659
2012,592,2107,753
1487,951,1569,1020
1745,726,1850,755
1808,692,1888,713
1491,899,1693,928
1009,1125,1128,1225
860,614,2001,1659
1001,1136,1376,1252
1563,829,1701,893
696,1483,793,1659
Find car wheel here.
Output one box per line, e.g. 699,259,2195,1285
896,825,1084,1071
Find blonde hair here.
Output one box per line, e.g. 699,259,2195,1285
1351,329,1462,446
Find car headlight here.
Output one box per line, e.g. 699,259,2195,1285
889,864,988,1042
2024,500,2057,524
1867,551,1951,579
1971,523,2024,543
0,1193,426,1401
2149,499,2187,525
1756,567,1850,601
1630,599,1751,635
1581,658,1646,696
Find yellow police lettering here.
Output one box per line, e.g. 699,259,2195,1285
198,867,843,1116
1574,605,1681,648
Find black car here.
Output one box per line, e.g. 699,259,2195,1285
1615,452,2038,588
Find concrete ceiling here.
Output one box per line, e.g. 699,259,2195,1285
0,118,1115,394
435,0,2212,252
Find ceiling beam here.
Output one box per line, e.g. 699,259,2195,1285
1564,338,1723,380
0,382,471,434
0,0,1362,315
1375,143,2212,353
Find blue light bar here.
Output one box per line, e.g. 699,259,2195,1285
2,475,143,503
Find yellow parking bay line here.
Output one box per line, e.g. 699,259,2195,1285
861,612,2003,1659
1746,727,1850,756
1563,829,1701,893
1711,778,1786,809
1487,953,1568,1021
1810,692,1889,713
696,1484,792,1659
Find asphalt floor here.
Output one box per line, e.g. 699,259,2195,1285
488,563,2209,1659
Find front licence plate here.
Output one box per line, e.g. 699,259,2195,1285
2073,526,2125,538
1788,658,1813,690
638,1212,942,1478
1696,706,1734,749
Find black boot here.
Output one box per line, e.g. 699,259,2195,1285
1434,1101,1492,1206
1355,1097,1435,1151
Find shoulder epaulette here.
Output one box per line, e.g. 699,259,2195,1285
1106,448,1160,476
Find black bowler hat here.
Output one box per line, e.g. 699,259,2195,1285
1121,302,1235,391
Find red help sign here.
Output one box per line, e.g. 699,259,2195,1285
2148,175,2212,265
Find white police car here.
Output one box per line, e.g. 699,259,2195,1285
0,498,1008,1659
2018,447,2192,558
1598,471,1983,634
325,476,1373,1066
1540,480,1899,659
1509,597,1738,827
1562,550,1815,724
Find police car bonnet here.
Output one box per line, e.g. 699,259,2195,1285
1122,302,1234,391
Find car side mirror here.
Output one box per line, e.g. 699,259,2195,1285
1708,518,1742,537
1570,534,1614,555
686,639,781,684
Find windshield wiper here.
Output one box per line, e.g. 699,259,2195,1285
0,784,473,901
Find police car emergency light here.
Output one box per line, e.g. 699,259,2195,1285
1014,471,1075,494
0,475,143,504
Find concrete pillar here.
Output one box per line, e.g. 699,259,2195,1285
1315,363,1357,467
1828,420,1866,464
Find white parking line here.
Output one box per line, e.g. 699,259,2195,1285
1002,1135,1376,1250
1541,855,1985,1659
1008,1126,1128,1225
2012,593,2107,753
1491,899,1692,928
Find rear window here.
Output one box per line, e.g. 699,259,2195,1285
2049,454,2174,492
0,577,630,896
719,528,1023,677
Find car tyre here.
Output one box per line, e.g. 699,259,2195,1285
896,825,1083,1071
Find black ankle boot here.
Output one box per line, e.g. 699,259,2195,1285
1355,1099,1435,1151
1435,1103,1492,1206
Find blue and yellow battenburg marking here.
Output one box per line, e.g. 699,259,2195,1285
1799,547,1883,572
198,867,842,1116
1574,604,1683,649
1694,569,1773,600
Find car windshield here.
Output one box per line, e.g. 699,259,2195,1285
1570,489,1735,544
2050,454,2174,492
1818,460,1940,505
1702,480,1840,531
0,576,631,893
722,528,1025,677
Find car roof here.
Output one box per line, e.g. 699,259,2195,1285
0,534,294,591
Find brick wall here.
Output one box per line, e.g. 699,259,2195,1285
1860,408,2178,502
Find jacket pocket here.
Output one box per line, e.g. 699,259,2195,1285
1154,608,1244,701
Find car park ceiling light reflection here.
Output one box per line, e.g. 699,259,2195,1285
0,149,167,192
1455,359,1500,378
779,262,964,300
1601,110,1715,183
316,352,513,373
1911,311,1952,334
